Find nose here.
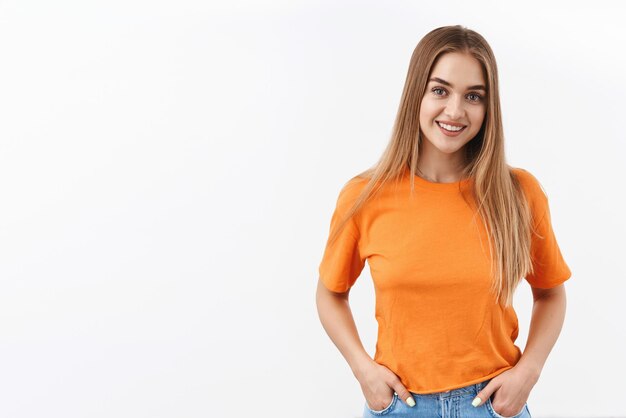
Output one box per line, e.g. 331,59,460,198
444,94,465,120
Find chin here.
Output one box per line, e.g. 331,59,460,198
434,144,466,154
424,133,472,154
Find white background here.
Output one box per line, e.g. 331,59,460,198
0,1,624,417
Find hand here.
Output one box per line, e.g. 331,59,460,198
473,365,539,417
356,359,416,410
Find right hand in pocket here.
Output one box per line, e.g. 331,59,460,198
357,359,415,409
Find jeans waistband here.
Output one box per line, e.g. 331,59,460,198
410,378,490,399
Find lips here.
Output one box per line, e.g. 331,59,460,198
436,120,467,128
436,121,467,137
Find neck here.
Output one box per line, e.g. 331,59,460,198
415,151,465,183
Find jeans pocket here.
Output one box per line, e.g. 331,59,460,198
485,397,528,418
364,392,398,416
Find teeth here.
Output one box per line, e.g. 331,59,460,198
438,122,464,132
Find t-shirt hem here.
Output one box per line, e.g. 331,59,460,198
318,271,349,293
526,270,572,289
405,366,514,395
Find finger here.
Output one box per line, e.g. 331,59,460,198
390,381,416,407
472,380,498,407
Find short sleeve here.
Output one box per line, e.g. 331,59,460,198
318,181,366,293
517,170,572,289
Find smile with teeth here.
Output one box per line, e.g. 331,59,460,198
437,121,466,132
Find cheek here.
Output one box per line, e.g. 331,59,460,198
469,108,486,129
419,100,438,125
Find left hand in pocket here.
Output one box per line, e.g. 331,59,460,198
472,365,539,416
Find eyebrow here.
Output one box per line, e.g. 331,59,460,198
429,77,487,92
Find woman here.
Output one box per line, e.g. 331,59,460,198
316,25,571,418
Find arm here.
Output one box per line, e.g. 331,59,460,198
515,283,568,378
315,277,373,378
472,283,568,414
315,278,417,409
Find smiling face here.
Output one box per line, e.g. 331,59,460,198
419,51,487,157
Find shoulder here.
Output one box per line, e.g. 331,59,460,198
336,175,370,207
510,166,548,202
335,169,406,211
509,166,549,221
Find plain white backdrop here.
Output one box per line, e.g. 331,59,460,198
0,1,624,417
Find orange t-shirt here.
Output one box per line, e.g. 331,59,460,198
318,166,572,394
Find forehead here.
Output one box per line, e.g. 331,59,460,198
429,52,485,87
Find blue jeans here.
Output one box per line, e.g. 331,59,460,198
363,378,531,418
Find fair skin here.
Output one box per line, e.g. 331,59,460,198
316,51,568,416
417,51,486,182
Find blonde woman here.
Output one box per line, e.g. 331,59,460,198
316,25,571,418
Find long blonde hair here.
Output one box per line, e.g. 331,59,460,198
329,25,541,308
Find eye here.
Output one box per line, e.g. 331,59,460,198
431,86,484,103
431,87,446,96
468,92,484,102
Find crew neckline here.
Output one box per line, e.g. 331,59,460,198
402,166,473,191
